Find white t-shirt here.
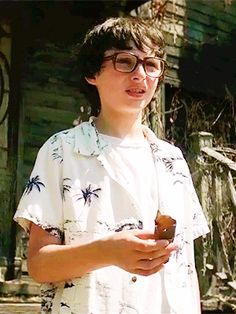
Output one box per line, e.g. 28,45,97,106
100,134,158,230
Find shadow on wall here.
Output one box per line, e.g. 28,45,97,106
178,27,236,98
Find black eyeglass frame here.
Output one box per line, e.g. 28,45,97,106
103,52,166,78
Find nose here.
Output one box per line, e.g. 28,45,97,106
130,63,146,81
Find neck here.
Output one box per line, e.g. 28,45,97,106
94,111,144,140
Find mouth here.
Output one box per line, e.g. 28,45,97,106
126,88,146,97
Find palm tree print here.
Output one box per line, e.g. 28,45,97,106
150,142,159,154
24,175,45,195
75,184,101,206
64,282,75,288
62,178,71,200
162,157,174,171
60,302,70,309
52,147,63,163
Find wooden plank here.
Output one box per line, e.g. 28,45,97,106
0,169,14,258
23,146,39,165
22,82,83,98
201,147,236,172
0,148,7,169
25,105,78,125
188,0,236,20
133,0,186,20
31,45,72,66
162,22,184,38
187,18,218,36
0,113,8,150
187,9,212,28
228,171,236,208
24,123,74,148
166,1,186,18
165,68,181,87
165,65,180,78
23,89,78,111
187,13,235,37
167,0,185,6
166,45,182,58
163,31,183,48
0,168,11,183
26,61,74,83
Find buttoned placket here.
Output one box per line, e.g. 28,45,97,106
74,120,166,285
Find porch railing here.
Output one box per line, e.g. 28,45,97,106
189,132,236,312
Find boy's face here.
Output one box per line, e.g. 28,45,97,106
86,44,160,117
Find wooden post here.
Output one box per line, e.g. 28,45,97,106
189,131,213,298
0,20,12,264
189,131,213,221
189,131,213,153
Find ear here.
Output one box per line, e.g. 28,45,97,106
85,76,97,86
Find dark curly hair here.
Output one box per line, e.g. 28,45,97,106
77,16,166,116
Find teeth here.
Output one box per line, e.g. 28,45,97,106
128,89,144,93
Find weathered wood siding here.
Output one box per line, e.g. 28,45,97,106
0,20,13,260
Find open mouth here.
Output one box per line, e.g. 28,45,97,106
126,88,146,96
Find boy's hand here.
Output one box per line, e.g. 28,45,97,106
102,229,177,276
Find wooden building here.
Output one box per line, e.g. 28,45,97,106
0,0,235,310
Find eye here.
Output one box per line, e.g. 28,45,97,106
114,54,136,72
116,56,133,66
145,59,161,71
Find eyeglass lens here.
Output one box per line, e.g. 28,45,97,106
115,53,164,77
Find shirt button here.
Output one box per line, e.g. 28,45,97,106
131,276,137,283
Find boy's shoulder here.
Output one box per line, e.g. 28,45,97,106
39,126,78,155
47,127,76,145
43,120,105,156
46,119,93,144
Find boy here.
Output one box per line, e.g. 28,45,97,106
14,16,209,313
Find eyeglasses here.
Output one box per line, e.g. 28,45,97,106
103,52,165,78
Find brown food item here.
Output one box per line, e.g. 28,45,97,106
154,210,176,242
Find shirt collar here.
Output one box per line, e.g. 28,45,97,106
73,117,109,156
73,116,160,156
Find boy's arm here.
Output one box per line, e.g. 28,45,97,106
28,223,177,283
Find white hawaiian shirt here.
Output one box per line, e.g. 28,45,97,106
14,117,209,314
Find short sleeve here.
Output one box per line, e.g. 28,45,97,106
14,134,64,241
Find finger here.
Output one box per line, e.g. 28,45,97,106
136,248,169,260
134,263,165,276
134,230,156,240
150,245,177,259
134,239,170,252
136,254,169,271
166,242,178,250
